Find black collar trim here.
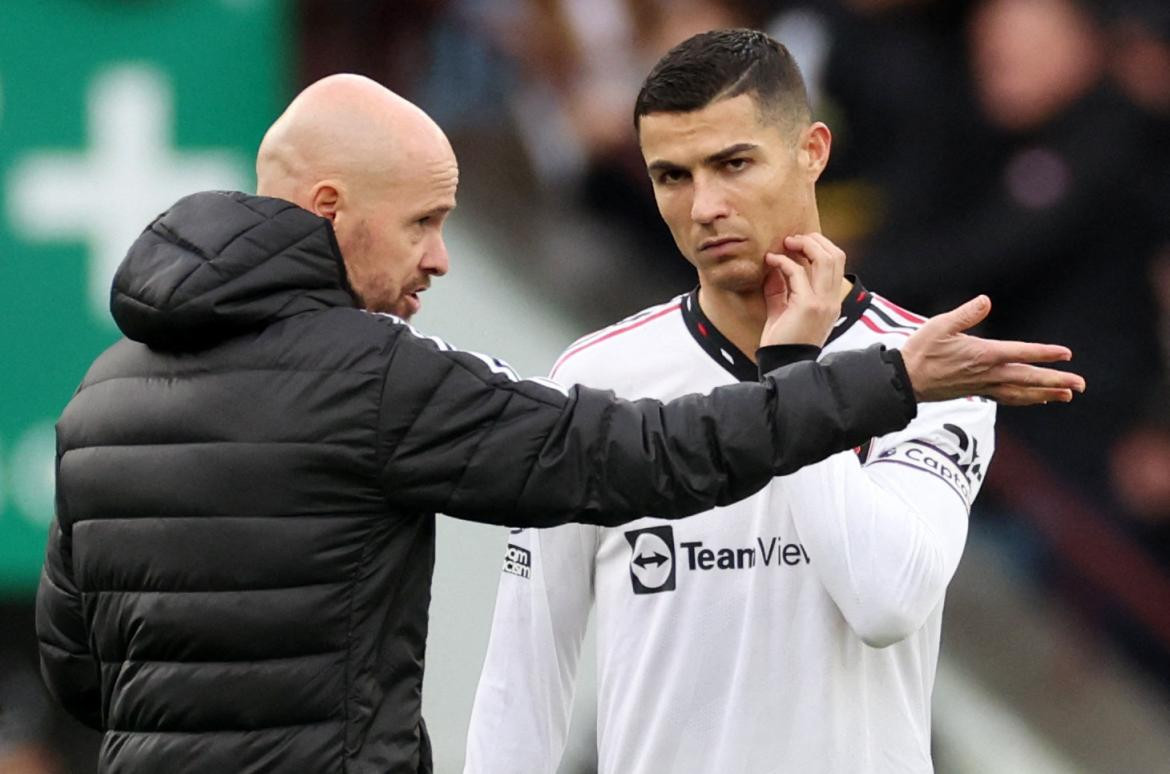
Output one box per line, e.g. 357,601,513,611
680,289,757,382
833,276,873,346
680,276,873,383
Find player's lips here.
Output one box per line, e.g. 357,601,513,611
698,236,747,256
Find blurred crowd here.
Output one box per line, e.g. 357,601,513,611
301,0,1170,685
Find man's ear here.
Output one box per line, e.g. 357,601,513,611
799,122,832,182
309,182,343,222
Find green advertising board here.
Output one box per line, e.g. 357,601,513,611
0,0,290,594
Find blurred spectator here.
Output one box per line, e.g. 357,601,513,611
1111,413,1170,565
857,0,1163,509
768,0,985,247
1111,0,1170,120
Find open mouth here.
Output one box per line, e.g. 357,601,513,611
401,287,426,315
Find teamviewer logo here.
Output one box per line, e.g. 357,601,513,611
625,526,676,594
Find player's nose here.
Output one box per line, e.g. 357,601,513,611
690,180,729,224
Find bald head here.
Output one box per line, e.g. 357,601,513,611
256,74,450,206
256,74,458,320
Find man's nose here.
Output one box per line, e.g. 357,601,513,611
422,235,450,276
690,178,730,224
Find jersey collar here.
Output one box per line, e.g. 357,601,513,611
680,276,873,383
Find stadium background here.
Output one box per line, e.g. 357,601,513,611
1,0,1168,771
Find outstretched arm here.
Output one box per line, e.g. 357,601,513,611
376,323,916,528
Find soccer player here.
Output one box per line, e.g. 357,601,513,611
466,29,1004,773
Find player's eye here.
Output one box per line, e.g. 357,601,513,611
724,158,750,172
656,169,687,185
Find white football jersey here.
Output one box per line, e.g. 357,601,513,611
466,281,995,774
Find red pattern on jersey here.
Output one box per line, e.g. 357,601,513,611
551,304,682,379
860,313,912,338
871,294,926,324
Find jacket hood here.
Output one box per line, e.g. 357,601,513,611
111,191,358,350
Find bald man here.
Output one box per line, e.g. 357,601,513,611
36,74,1081,773
254,76,456,320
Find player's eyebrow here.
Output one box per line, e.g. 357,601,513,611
646,159,687,176
646,143,760,176
705,143,759,165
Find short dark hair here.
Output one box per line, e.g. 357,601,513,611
634,28,811,135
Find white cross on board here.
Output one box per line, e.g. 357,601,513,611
5,65,249,323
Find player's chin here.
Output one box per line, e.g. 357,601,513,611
706,261,769,293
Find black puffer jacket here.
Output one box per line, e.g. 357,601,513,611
36,192,915,773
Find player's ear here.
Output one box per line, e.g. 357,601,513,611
798,122,832,182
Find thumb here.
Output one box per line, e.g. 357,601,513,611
938,294,991,334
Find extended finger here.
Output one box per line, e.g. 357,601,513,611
983,362,1085,392
979,339,1073,365
985,385,1075,406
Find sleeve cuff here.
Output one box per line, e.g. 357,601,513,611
757,344,822,378
879,346,918,417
